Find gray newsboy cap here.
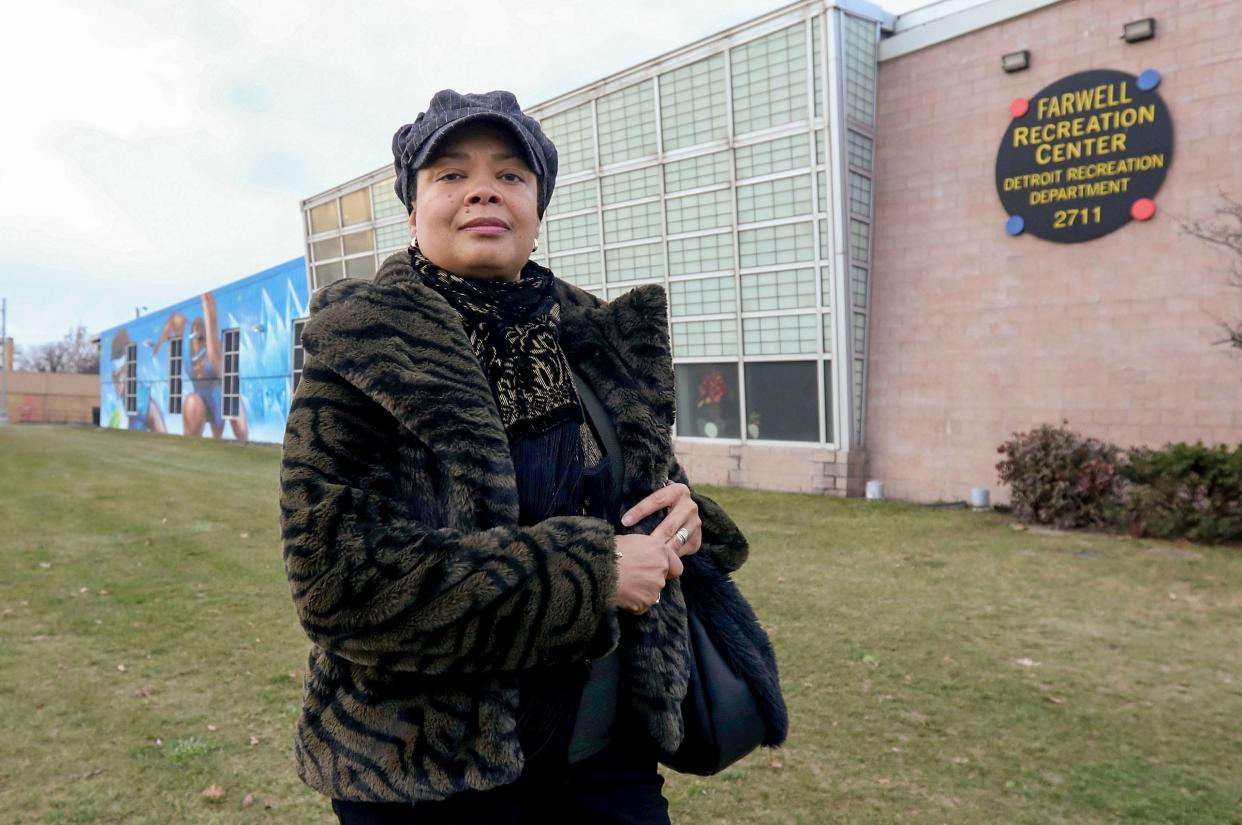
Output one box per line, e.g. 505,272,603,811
391,89,558,218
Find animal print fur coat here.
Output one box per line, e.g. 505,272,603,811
280,251,750,803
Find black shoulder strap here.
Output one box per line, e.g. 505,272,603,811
570,368,624,495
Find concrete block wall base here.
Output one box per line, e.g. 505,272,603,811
675,439,868,497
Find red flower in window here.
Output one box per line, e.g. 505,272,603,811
697,369,727,408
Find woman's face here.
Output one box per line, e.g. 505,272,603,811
409,123,539,282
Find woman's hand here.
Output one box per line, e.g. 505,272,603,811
613,533,681,614
620,481,702,558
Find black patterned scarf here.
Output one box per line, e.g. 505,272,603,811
410,248,608,527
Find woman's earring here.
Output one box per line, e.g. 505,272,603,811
409,233,418,250
531,237,540,253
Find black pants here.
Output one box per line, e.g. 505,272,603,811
331,736,671,825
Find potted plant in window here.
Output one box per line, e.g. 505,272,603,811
747,411,761,440
696,368,727,438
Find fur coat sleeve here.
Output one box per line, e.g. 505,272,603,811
280,281,620,676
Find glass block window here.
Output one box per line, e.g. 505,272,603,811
168,338,183,414
737,175,814,224
340,189,371,227
597,81,656,165
543,104,596,175
848,173,872,219
668,233,733,276
661,54,727,151
817,172,828,213
124,343,137,414
852,265,869,309
812,16,825,118
743,313,817,355
823,360,835,443
731,24,808,136
816,131,827,165
345,256,375,279
740,268,816,312
548,179,598,215
604,202,661,243
820,219,831,259
821,310,834,354
849,219,871,264
547,212,599,251
672,318,738,357
372,178,405,221
853,311,867,355
311,237,340,262
292,318,307,395
309,200,339,234
847,130,874,170
605,242,664,282
853,357,865,445
342,229,374,256
844,14,878,127
666,189,732,235
739,221,815,268
550,250,603,287
670,276,736,317
221,328,241,419
744,361,818,441
665,151,730,193
314,261,344,289
735,134,810,180
601,166,660,205
375,222,410,251
675,362,740,439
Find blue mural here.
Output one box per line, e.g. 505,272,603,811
98,258,309,444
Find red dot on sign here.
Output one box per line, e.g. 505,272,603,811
1010,98,1029,118
1131,198,1156,221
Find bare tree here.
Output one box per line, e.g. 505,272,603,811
17,324,99,374
1180,191,1242,350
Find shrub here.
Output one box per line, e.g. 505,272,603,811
1121,442,1242,544
996,421,1124,528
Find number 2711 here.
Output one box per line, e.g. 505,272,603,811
1053,207,1102,228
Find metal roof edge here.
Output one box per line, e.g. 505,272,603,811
879,0,1068,62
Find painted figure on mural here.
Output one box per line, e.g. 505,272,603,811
108,329,166,433
151,291,249,441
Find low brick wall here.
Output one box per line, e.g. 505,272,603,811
5,372,98,424
674,438,867,496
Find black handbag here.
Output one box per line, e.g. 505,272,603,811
662,550,786,775
570,368,787,777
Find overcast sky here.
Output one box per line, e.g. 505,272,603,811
1,0,946,347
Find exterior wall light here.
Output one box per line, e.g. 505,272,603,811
1001,50,1030,72
1123,18,1156,42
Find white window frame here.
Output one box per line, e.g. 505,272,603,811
221,328,241,419
124,343,137,414
168,338,183,414
292,318,308,397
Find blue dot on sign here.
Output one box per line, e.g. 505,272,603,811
1137,69,1161,91
1006,215,1025,236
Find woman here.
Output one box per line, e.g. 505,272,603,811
281,89,755,824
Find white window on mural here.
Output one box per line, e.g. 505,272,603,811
168,338,183,414
222,328,241,419
292,319,308,396
125,343,137,414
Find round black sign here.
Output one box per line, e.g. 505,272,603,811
996,69,1173,243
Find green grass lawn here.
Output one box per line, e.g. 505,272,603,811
1,426,1240,824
